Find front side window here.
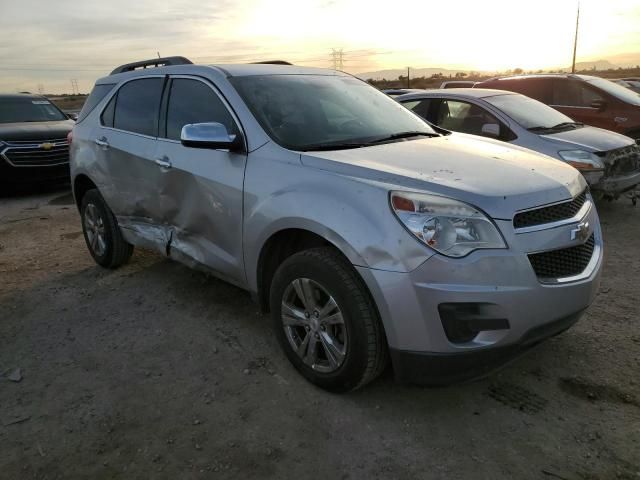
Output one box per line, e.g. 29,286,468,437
230,75,436,150
436,99,502,138
553,79,604,107
165,79,237,140
0,97,67,124
113,78,164,136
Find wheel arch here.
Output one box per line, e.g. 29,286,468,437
254,225,366,313
72,174,99,211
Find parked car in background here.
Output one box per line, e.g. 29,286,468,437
71,57,602,392
381,88,424,97
0,93,74,188
396,89,640,198
476,74,640,141
440,80,477,89
614,79,640,94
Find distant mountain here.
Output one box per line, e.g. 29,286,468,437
355,67,468,81
564,59,619,71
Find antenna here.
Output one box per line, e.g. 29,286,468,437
571,1,580,73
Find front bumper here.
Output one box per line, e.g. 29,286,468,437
356,198,603,385
0,158,70,185
593,170,640,196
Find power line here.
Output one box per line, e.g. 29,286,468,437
331,48,344,70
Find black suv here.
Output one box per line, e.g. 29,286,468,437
0,93,75,187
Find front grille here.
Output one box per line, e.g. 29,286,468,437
514,190,587,229
528,234,595,280
1,138,69,167
600,144,640,176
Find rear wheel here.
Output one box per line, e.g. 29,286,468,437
269,247,387,392
80,189,133,268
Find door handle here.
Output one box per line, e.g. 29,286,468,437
155,156,172,169
94,137,109,149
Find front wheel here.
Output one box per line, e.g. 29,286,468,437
80,189,133,268
269,247,387,392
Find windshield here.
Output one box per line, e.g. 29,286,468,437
230,74,436,150
585,76,640,106
0,97,67,123
484,93,575,129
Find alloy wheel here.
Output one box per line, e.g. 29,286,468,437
84,203,107,257
281,278,348,373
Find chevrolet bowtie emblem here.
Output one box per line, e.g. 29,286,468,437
40,142,54,150
571,221,590,242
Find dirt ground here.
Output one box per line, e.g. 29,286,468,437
0,187,638,480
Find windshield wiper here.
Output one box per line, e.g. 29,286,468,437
528,122,584,133
551,121,584,129
369,131,440,144
299,142,370,152
299,131,439,151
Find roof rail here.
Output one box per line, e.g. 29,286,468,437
251,60,292,65
110,56,193,75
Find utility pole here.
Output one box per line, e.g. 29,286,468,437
407,67,410,88
331,48,344,71
571,1,580,73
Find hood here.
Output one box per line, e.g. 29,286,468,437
0,120,74,142
300,133,585,220
540,125,635,153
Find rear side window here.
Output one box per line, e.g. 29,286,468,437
495,79,551,103
101,95,116,127
77,84,115,123
113,78,164,137
165,79,237,140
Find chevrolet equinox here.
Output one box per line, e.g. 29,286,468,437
70,57,603,392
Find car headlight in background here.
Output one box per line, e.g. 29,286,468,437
390,191,506,257
558,150,605,172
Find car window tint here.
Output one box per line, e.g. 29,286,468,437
437,100,501,137
77,84,115,123
402,99,432,121
101,95,116,127
113,78,163,136
553,79,603,107
165,79,237,141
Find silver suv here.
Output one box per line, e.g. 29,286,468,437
70,57,603,392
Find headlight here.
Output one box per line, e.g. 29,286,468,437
390,191,506,258
558,150,605,171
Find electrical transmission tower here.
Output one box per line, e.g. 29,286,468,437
70,79,79,95
331,48,345,70
37,84,44,95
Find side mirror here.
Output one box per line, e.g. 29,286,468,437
180,122,243,151
67,113,78,121
481,123,501,138
590,99,607,111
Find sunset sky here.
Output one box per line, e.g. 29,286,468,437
1,0,639,93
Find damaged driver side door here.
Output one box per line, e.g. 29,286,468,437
154,76,248,286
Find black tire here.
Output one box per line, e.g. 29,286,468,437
80,189,133,268
269,247,387,392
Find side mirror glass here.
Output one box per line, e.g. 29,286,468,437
481,123,500,138
180,122,242,151
590,99,607,111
